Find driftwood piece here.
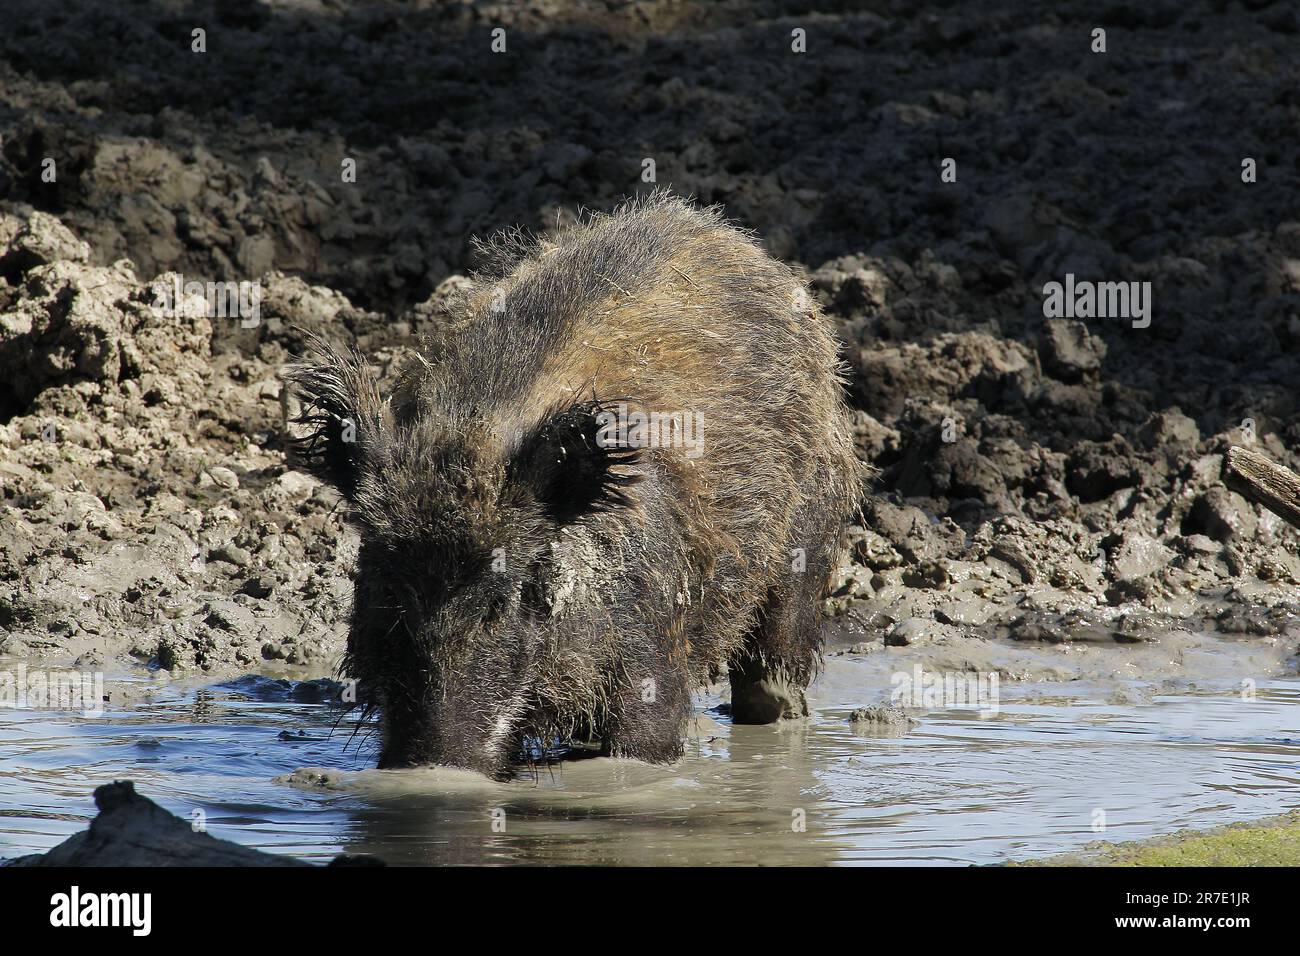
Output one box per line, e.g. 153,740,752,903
1223,445,1300,531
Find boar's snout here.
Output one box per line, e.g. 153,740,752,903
374,604,539,778
378,694,526,778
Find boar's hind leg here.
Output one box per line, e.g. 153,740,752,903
728,596,816,724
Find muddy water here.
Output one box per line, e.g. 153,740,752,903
2,634,1299,866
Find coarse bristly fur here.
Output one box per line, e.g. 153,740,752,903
282,192,869,778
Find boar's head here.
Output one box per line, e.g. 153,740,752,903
283,335,641,777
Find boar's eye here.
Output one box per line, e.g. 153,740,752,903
509,401,642,523
478,586,517,628
520,561,551,619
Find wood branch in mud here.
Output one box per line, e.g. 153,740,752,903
1223,445,1300,531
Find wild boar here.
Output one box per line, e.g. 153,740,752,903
284,193,865,777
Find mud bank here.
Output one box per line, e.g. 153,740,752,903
4,203,1300,685
6,780,379,866
3,0,1300,687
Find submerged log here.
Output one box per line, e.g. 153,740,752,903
1223,446,1300,531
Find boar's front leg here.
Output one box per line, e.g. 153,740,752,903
598,628,693,762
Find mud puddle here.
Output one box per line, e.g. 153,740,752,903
2,637,1299,866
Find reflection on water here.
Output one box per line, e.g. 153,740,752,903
2,659,1299,865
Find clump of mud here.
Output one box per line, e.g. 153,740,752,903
0,204,472,673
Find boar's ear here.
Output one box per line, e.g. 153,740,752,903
282,333,389,501
511,401,642,523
